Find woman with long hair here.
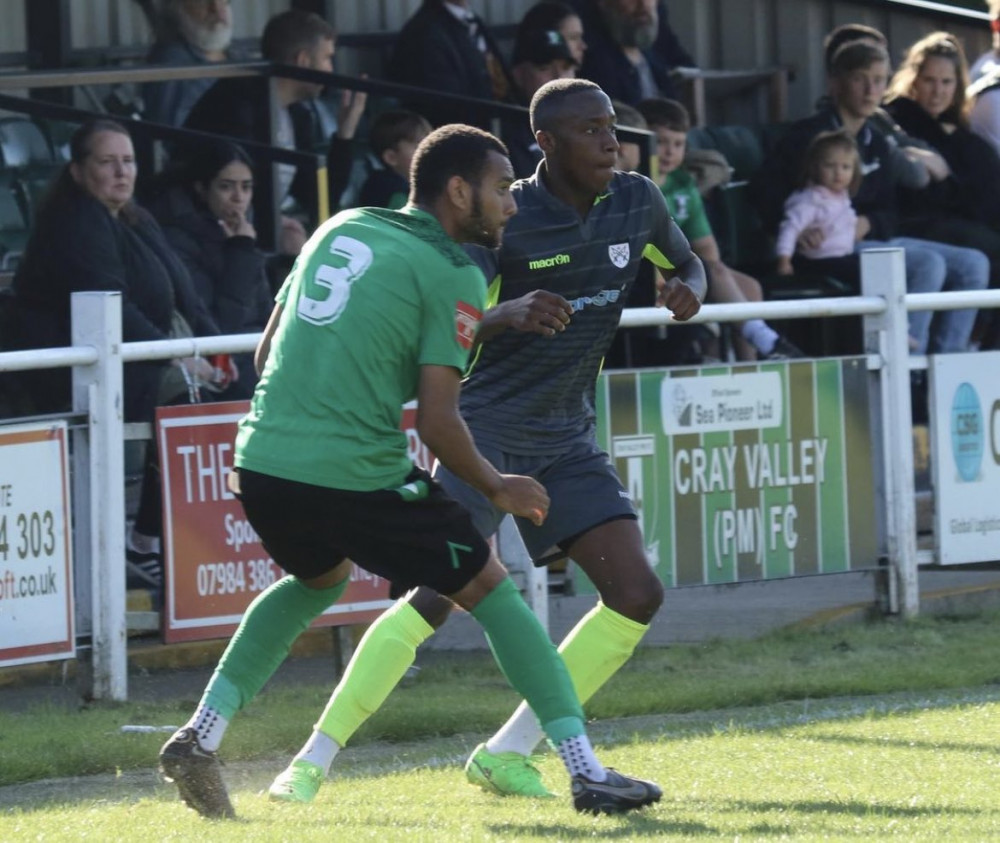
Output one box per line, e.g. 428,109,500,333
152,140,271,398
885,31,1000,347
12,118,229,585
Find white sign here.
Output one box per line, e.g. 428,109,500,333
661,371,783,435
930,352,1000,564
0,422,74,666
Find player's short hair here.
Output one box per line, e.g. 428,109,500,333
529,77,603,133
637,97,690,133
261,10,335,64
410,124,509,204
369,110,433,160
829,40,890,78
823,24,888,72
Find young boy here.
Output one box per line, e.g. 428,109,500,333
357,109,432,209
635,97,802,361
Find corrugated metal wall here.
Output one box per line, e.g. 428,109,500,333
0,0,992,125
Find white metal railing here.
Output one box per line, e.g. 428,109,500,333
5,249,1000,700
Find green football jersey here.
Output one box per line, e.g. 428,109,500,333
235,207,485,491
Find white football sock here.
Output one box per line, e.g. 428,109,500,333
294,730,341,774
556,734,607,781
187,704,228,752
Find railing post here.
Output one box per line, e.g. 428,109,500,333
71,292,127,700
861,249,919,617
497,515,548,632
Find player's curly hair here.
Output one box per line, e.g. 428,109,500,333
410,124,509,203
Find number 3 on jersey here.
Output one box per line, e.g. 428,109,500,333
297,235,373,325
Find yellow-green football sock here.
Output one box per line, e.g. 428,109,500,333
317,599,434,746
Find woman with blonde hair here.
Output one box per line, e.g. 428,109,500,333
883,31,1000,348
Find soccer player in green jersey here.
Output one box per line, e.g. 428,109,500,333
158,123,661,819
268,79,706,805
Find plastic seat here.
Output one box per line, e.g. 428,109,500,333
0,118,54,170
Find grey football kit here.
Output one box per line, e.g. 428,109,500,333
435,164,700,558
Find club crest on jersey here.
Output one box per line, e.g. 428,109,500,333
455,301,481,350
608,242,630,268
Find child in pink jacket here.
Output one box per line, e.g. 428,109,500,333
775,130,861,274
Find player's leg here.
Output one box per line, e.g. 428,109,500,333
453,552,660,814
159,469,352,818
311,468,658,814
468,444,659,795
270,460,507,802
269,585,452,803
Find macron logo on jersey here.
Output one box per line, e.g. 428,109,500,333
528,253,571,270
456,301,482,350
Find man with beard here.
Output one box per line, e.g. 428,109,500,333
265,78,705,805
158,123,663,820
184,10,367,252
144,0,245,126
573,0,695,105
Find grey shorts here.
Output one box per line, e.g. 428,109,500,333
434,438,636,560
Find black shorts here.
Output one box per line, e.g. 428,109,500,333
235,467,490,596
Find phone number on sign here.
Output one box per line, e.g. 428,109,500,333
196,559,280,597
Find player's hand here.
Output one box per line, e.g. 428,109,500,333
488,474,550,526
656,276,701,321
797,227,824,252
501,290,573,336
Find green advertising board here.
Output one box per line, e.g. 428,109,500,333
588,358,879,590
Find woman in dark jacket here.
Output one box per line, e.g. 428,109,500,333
12,118,226,586
13,118,222,420
884,32,1000,348
152,141,272,399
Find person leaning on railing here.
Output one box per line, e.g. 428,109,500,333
10,118,233,588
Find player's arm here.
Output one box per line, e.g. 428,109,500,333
476,289,573,341
254,302,283,376
646,181,707,321
417,365,548,524
464,245,573,343
652,218,706,321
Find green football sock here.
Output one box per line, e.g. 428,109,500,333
471,578,584,745
317,599,434,747
485,602,648,756
201,575,347,719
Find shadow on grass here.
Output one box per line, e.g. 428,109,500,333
790,731,1000,756
727,797,983,819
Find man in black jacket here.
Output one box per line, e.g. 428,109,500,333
389,0,513,129
184,10,366,232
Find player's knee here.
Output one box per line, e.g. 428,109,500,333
602,573,663,624
408,587,453,629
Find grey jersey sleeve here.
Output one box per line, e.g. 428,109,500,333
643,176,708,302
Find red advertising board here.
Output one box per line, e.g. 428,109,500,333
159,402,413,643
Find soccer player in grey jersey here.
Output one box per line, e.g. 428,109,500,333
271,79,706,803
